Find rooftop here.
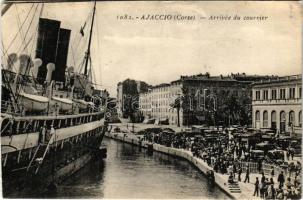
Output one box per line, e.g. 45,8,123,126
171,72,273,84
252,74,302,86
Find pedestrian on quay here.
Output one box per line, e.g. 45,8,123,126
238,166,242,182
276,188,284,200
278,171,285,188
290,149,294,160
286,149,290,160
233,164,237,179
244,166,250,183
264,178,269,199
261,172,266,184
286,177,292,190
253,177,259,197
228,165,233,176
269,177,275,199
260,180,265,199
285,177,293,199
296,161,301,176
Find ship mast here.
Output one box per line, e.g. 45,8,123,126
84,0,96,77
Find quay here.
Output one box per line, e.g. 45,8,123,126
105,125,258,200
105,122,301,200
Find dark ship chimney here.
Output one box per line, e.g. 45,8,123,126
35,18,61,84
54,28,71,82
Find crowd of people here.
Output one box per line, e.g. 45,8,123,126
141,128,302,200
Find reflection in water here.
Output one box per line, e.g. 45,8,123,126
53,138,230,199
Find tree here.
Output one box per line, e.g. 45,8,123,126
170,96,182,127
215,91,252,126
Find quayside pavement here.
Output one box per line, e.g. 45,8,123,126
105,123,284,200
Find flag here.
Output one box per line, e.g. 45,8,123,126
80,22,86,37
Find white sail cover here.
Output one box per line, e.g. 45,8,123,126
19,92,49,111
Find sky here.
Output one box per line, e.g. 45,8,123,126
1,1,302,97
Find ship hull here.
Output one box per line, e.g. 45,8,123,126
3,152,96,198
1,114,107,197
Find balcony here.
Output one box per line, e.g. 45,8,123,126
252,98,301,105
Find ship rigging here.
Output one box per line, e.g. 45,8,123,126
1,0,104,115
1,1,108,197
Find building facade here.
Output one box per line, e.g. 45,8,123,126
139,73,270,126
116,79,150,118
140,83,183,125
252,75,302,137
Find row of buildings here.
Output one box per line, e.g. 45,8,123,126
116,73,302,136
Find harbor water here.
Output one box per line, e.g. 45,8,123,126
49,137,231,199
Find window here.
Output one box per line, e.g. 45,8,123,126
256,111,260,121
299,87,302,98
289,88,296,99
271,89,277,100
263,111,268,127
263,90,268,100
271,111,276,122
299,111,302,127
256,91,261,100
279,89,286,99
289,111,295,126
280,111,286,122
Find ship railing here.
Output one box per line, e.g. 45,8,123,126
1,110,105,137
1,100,20,115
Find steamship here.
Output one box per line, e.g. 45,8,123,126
1,1,108,197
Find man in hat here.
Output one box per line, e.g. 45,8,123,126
278,171,285,188
244,166,250,183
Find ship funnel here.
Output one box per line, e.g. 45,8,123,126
18,54,32,76
35,18,61,84
32,58,42,79
46,63,55,84
54,28,71,82
7,53,17,71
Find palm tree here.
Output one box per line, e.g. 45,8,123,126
170,96,181,127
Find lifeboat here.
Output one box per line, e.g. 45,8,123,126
73,99,94,110
51,97,73,111
18,92,49,111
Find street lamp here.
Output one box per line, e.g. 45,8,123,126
203,89,208,111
